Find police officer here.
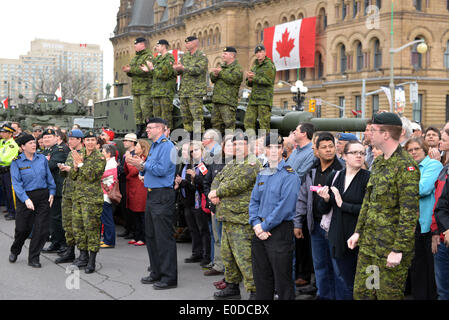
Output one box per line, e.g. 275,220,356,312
210,46,243,135
126,117,177,289
249,133,301,300
9,133,56,268
69,131,106,274
173,36,208,136
209,132,262,300
0,124,20,220
122,37,154,137
244,45,276,134
143,39,176,129
41,129,69,253
347,112,420,300
55,129,84,264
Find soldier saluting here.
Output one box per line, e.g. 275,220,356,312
347,112,420,300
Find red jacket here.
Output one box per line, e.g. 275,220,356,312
431,164,449,242
124,157,147,212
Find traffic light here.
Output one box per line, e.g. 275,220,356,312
308,99,316,112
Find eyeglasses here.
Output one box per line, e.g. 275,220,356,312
345,151,366,156
407,147,422,153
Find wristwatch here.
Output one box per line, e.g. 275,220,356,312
139,161,144,171
77,163,84,168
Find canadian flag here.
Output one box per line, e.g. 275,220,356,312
263,17,316,71
197,162,208,175
1,97,8,109
169,49,183,89
55,83,62,101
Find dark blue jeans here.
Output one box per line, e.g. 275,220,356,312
434,242,449,300
101,202,116,246
331,250,358,300
310,220,348,300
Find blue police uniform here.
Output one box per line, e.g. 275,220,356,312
10,152,56,266
140,133,178,288
248,159,300,300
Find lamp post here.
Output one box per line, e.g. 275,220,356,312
276,80,308,111
389,0,427,112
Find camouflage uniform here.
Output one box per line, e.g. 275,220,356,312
211,155,261,292
210,60,243,134
244,57,276,133
127,48,154,124
152,52,177,129
60,151,79,247
353,145,420,300
69,148,106,253
177,50,208,133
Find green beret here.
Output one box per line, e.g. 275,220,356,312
42,128,56,136
223,46,237,53
372,112,402,126
255,45,265,53
84,131,96,138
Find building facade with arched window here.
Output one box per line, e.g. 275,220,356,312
111,0,449,128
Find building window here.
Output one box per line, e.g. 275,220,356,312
447,0,449,11
374,39,382,70
414,0,422,11
446,95,449,122
340,45,347,74
411,37,424,70
355,95,361,117
317,53,324,79
342,0,347,20
364,0,369,15
372,94,379,114
283,100,288,109
283,70,290,82
353,0,358,18
413,94,423,123
339,96,345,118
445,41,449,70
300,68,306,80
356,42,363,71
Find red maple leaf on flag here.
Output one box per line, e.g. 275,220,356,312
276,29,295,66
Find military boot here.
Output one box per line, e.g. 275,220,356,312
55,246,75,264
84,251,97,274
70,250,89,268
213,282,241,300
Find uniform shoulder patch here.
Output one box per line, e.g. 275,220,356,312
161,139,167,143
407,166,416,172
12,155,19,161
284,165,294,173
9,144,14,148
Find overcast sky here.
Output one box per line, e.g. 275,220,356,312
0,0,121,96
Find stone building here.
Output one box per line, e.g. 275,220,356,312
111,0,449,128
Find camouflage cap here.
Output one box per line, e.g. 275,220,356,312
372,112,402,126
42,128,56,137
254,44,265,53
265,133,283,147
185,36,198,43
33,126,43,132
134,37,146,44
223,46,237,53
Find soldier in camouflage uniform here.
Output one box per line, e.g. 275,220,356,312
244,45,276,134
347,112,420,300
173,36,208,135
146,39,176,129
69,131,106,274
122,37,154,136
209,133,262,300
210,46,243,135
55,129,84,264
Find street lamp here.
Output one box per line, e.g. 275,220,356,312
389,1,428,112
277,80,308,111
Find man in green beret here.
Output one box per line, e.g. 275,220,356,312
209,47,243,135
122,37,154,137
347,112,420,299
244,45,276,135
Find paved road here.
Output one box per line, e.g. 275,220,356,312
0,208,251,300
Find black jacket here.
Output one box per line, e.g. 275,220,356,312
435,175,449,233
317,168,370,259
203,159,228,213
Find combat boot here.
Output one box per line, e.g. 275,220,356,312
70,250,89,268
84,251,97,274
213,282,241,300
55,246,75,264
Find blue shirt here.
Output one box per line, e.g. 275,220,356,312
140,134,176,188
285,142,315,180
249,160,301,232
11,152,56,203
418,155,443,233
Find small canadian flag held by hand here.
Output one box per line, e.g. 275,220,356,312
55,83,62,101
197,162,208,175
